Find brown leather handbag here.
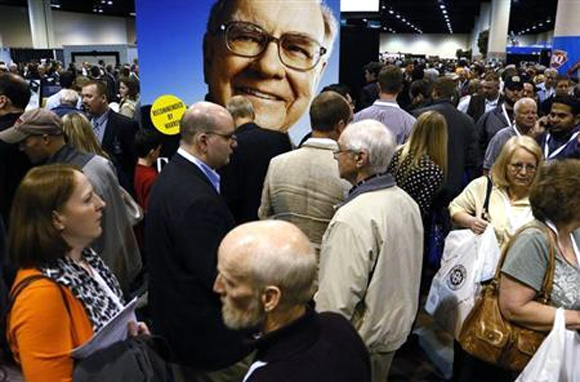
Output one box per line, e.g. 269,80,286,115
458,222,556,372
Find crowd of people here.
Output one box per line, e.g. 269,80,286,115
1,14,580,382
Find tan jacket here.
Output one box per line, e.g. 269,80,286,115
316,178,423,353
258,138,350,252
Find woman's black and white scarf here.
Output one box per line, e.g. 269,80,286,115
41,248,125,332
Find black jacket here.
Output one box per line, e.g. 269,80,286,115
466,94,504,124
219,122,292,224
102,110,138,192
146,153,251,369
247,309,371,382
358,82,379,111
0,112,30,225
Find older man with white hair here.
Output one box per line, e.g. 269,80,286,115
51,88,81,117
316,119,423,382
483,97,539,171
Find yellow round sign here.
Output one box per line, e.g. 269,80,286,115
150,95,187,135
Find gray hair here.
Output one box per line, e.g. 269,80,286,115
59,89,79,106
424,68,440,82
514,97,537,114
226,95,254,120
206,0,338,55
249,237,316,307
341,119,396,175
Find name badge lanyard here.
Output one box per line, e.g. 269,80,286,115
546,220,580,266
502,104,513,128
543,131,580,159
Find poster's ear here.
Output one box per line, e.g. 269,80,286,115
203,33,213,85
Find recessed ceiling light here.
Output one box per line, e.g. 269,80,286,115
440,4,446,9
389,9,394,14
363,18,367,22
442,9,447,14
396,14,401,18
539,22,543,26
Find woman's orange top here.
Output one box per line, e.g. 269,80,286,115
8,268,94,382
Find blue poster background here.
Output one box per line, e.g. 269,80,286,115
135,0,340,142
551,36,580,79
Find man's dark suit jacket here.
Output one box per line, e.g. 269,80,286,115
466,94,504,124
219,122,292,224
0,112,30,225
358,82,379,111
146,153,251,370
102,109,138,192
414,100,479,207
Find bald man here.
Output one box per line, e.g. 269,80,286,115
214,221,371,382
146,102,252,381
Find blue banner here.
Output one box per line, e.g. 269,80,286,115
551,36,580,79
135,0,340,141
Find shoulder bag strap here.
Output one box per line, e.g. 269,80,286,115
481,175,493,221
536,225,557,303
4,274,77,344
490,222,557,299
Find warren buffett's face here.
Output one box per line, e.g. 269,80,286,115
204,0,329,132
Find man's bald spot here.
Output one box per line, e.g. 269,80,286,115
180,101,234,143
182,101,232,127
220,221,312,264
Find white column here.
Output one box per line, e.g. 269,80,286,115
487,0,510,60
27,0,55,48
554,0,580,36
471,2,491,59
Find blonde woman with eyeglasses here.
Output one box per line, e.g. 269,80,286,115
449,135,544,248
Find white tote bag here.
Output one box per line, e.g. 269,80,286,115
516,308,580,382
425,225,501,337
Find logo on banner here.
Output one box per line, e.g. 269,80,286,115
150,95,187,135
551,49,568,69
447,265,466,290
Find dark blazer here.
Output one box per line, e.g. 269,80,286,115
102,109,138,192
414,100,479,206
219,122,292,224
146,153,251,370
358,82,379,111
466,94,504,123
0,112,30,225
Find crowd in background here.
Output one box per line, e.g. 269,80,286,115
0,50,580,382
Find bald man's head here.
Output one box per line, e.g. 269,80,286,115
178,101,237,169
179,101,234,144
214,221,316,330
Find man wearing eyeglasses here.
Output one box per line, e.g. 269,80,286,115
483,97,539,172
203,0,337,133
146,102,253,382
316,120,423,382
